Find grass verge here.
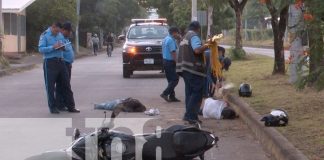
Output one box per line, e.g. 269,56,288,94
224,54,324,160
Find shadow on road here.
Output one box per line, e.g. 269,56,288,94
131,72,166,79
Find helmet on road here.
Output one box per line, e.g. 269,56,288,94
239,83,252,97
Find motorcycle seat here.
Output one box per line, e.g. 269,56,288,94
142,132,177,160
173,131,207,155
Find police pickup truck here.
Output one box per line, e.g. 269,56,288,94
120,19,168,78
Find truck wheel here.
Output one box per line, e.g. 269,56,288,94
123,65,131,78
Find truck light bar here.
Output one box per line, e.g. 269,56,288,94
131,18,167,25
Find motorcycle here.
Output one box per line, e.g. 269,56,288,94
26,112,218,160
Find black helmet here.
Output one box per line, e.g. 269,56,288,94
261,109,289,127
239,83,252,97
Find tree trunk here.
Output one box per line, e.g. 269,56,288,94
229,0,248,50
235,9,243,49
265,1,288,74
272,6,288,74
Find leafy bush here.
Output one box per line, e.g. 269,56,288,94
229,47,247,60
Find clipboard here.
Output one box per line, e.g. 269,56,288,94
55,42,71,50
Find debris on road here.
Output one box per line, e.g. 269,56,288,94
144,108,160,116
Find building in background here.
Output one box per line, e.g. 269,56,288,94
2,0,35,57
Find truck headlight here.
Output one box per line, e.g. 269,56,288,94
123,45,137,55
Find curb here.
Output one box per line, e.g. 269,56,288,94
0,64,36,78
220,43,274,49
223,93,309,160
0,51,95,78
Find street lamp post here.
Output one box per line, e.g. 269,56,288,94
0,0,4,56
192,0,198,21
75,0,80,54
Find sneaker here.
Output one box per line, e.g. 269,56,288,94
160,94,170,102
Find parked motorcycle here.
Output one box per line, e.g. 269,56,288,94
25,112,218,160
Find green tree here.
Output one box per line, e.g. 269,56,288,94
260,0,289,74
201,0,234,36
244,0,269,29
26,0,77,51
80,0,145,37
296,0,324,90
140,0,235,36
138,0,174,24
209,2,235,34
170,0,192,30
228,0,248,50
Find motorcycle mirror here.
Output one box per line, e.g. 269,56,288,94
101,111,115,131
73,128,80,140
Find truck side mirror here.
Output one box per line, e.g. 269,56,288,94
118,35,126,41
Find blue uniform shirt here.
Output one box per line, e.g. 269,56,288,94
62,38,74,64
162,34,177,61
191,35,202,50
38,28,65,59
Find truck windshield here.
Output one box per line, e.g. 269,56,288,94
128,25,168,39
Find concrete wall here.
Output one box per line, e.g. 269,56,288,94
3,35,26,54
3,10,26,55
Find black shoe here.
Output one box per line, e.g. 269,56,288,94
183,117,202,124
50,108,60,114
68,108,80,113
160,94,170,102
169,97,181,102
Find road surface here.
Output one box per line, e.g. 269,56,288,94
0,48,271,160
221,45,290,59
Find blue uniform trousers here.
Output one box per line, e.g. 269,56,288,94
162,59,179,98
182,71,205,121
56,62,72,109
43,58,75,112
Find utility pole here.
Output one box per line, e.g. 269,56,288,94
0,0,4,56
191,0,197,21
75,0,80,54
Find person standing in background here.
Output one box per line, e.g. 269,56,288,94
92,34,100,56
160,27,181,102
56,22,76,111
38,22,80,114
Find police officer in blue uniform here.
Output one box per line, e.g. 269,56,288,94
178,21,209,124
38,22,80,114
56,22,75,111
160,27,181,102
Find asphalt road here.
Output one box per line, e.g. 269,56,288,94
0,48,271,160
221,45,290,59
